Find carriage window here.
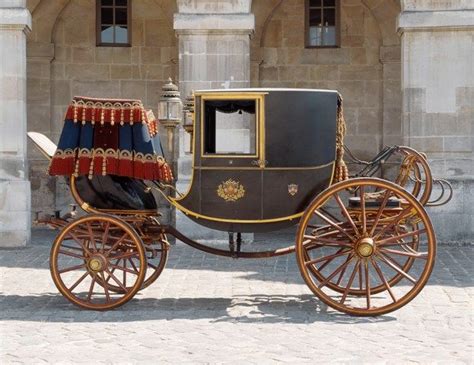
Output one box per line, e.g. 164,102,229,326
203,99,257,156
306,0,339,47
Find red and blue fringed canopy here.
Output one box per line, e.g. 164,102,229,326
48,96,173,182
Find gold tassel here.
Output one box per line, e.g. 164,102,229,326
334,94,349,183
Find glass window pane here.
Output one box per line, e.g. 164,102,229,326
323,8,336,26
114,26,128,43
204,100,256,155
309,26,322,46
323,0,335,6
323,26,336,46
101,8,113,24
309,9,322,26
309,0,322,7
101,25,114,43
115,0,128,5
101,0,113,6
115,8,127,25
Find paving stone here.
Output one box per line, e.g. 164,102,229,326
0,229,472,364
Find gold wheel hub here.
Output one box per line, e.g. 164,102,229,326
356,237,375,258
88,255,106,272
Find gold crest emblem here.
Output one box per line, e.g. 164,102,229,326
217,179,245,202
288,184,298,196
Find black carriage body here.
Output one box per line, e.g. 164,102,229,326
174,89,338,232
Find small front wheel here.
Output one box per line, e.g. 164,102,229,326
296,178,436,316
50,214,147,310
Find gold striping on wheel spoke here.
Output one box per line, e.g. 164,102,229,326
305,249,352,267
370,257,397,303
377,253,417,284
313,210,356,242
379,247,427,260
340,260,360,304
377,229,426,246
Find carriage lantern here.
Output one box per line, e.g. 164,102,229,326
158,77,182,154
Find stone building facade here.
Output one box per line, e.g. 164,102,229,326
0,0,472,247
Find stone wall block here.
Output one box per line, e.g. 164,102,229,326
65,64,110,80
112,47,132,64
132,18,144,45
403,87,426,113
111,65,133,80
51,63,65,79
358,108,381,134
339,65,381,81
300,48,350,65
72,46,94,63
443,136,472,153
146,80,162,108
259,66,278,81
383,108,402,135
51,79,71,106
263,20,282,47
140,64,163,80
383,79,402,107
141,47,162,64
309,65,339,81
26,60,50,79
383,62,401,80
29,160,55,213
120,80,147,101
278,65,308,81
341,5,365,36
261,48,276,65
54,46,71,63
337,80,365,107
71,80,121,99
95,47,113,64
341,35,364,48
26,105,51,136
64,19,90,46
409,136,444,153
27,78,50,104
455,86,474,111
0,180,29,212
145,19,175,47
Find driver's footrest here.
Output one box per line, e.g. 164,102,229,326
348,197,401,208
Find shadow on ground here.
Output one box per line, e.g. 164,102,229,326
0,292,396,324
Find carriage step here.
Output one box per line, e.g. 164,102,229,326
348,196,401,208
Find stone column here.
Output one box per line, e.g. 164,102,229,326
398,1,474,243
0,0,32,247
173,0,254,241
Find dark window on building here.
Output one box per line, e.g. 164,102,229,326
96,0,131,46
305,0,339,48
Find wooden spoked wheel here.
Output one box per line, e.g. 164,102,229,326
142,235,169,289
389,146,433,206
296,178,436,316
103,234,169,293
50,214,147,310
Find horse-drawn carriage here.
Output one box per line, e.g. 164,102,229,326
29,88,452,316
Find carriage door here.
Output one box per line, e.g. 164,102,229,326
197,93,265,221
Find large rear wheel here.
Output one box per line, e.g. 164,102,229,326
296,178,436,316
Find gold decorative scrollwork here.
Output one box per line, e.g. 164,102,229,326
217,179,245,202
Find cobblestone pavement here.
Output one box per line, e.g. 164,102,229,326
0,229,473,364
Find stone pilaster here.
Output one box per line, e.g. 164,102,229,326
398,3,474,242
0,0,32,247
173,0,255,241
